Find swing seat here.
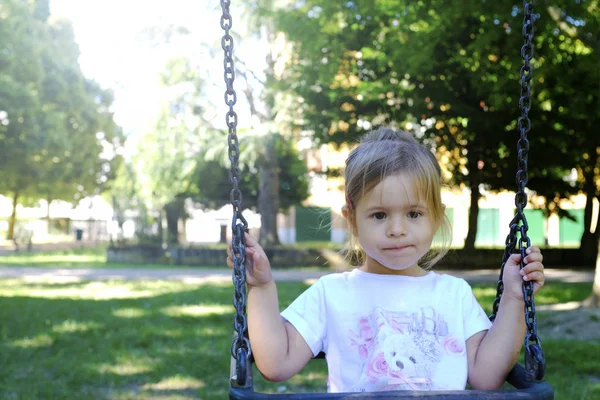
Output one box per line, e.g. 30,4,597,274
229,362,554,399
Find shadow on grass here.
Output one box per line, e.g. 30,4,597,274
0,280,598,399
0,280,320,399
1,285,222,399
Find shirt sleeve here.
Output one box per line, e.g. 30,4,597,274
280,279,327,357
461,280,493,340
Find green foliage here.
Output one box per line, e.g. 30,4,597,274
195,132,310,211
257,0,599,207
132,55,207,211
0,0,123,205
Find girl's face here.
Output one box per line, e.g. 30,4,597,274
345,173,441,276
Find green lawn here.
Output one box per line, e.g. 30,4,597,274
0,247,334,271
0,246,227,269
0,246,113,268
0,279,598,399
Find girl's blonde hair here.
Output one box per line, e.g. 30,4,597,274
343,127,451,269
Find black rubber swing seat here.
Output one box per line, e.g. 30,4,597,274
229,359,553,399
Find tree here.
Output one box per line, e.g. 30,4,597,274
194,132,310,213
229,5,301,246
256,0,598,251
130,3,303,247
108,160,141,242
0,0,47,238
529,4,599,264
583,237,600,308
133,55,207,245
0,0,123,239
37,79,123,230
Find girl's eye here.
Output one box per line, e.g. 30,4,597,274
373,212,386,220
407,211,422,219
409,356,417,364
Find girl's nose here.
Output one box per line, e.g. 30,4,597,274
386,216,406,237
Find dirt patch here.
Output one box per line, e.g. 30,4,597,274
537,303,600,341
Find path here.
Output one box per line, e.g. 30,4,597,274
0,266,593,284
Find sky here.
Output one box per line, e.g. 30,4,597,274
49,0,263,138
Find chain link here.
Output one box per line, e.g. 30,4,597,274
221,0,251,387
490,0,545,382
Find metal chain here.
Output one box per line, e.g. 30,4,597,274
490,0,545,382
220,0,251,387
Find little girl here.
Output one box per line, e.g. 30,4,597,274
227,127,545,393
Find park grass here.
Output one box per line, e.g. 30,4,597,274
0,246,112,268
0,246,334,271
0,246,229,270
0,279,598,400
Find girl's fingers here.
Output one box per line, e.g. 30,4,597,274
244,232,258,246
525,247,543,262
227,246,253,260
525,253,543,264
243,233,267,258
509,253,522,264
526,246,540,255
511,249,543,265
520,262,544,275
522,270,544,281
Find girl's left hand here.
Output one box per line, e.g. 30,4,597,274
502,246,545,301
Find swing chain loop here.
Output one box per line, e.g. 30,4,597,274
491,0,544,381
221,0,250,385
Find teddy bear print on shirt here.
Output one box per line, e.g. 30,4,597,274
348,307,465,392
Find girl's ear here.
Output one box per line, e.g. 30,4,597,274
434,203,447,231
342,205,357,235
341,205,350,220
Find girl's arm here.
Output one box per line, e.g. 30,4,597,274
466,296,526,390
466,247,545,390
248,281,314,382
227,233,313,382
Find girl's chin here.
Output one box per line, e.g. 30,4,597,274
382,264,413,271
377,258,418,270
365,260,422,275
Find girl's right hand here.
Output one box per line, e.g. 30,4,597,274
227,232,273,287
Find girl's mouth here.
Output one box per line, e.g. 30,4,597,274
383,245,410,251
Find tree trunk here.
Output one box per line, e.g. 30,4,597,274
157,209,165,246
582,236,600,308
164,198,184,246
219,225,227,243
464,177,481,251
7,191,19,240
463,140,483,251
258,133,280,247
579,149,599,265
46,196,52,235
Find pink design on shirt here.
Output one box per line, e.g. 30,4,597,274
378,310,408,334
365,351,389,382
442,336,465,355
348,317,376,359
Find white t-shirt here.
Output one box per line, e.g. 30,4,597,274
281,269,492,393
